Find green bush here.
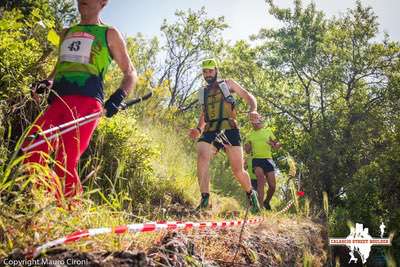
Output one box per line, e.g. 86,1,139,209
81,114,157,211
329,206,351,237
140,120,198,206
81,113,199,213
0,8,54,100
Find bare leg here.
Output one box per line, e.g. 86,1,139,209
225,146,252,192
265,170,276,203
254,167,266,204
196,142,215,193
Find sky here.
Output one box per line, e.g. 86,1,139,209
100,0,400,43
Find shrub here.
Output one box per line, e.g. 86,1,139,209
81,114,157,210
81,113,199,213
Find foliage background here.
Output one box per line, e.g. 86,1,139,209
0,0,398,264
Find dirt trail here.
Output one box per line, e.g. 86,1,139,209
2,215,328,267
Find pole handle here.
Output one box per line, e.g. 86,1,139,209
120,91,153,110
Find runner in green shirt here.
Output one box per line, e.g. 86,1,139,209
245,117,281,210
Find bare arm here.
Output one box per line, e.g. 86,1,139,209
268,139,282,149
226,79,257,112
197,111,206,131
107,27,137,96
226,79,259,122
189,111,206,139
244,142,252,154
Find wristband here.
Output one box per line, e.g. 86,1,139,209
104,88,126,118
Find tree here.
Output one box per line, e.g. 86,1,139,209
246,0,400,261
158,7,227,110
250,0,400,206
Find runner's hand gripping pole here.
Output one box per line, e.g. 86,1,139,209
104,89,125,118
21,92,153,152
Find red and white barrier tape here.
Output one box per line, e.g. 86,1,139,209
276,200,294,214
32,192,305,257
276,192,305,215
33,218,263,257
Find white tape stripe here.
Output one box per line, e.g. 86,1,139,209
127,223,144,232
156,224,168,230
89,228,112,236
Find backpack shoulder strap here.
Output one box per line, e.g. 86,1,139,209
198,87,204,106
218,80,231,98
218,80,235,105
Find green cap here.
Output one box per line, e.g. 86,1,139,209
201,58,218,70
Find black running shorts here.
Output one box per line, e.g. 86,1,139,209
252,158,276,173
198,129,241,150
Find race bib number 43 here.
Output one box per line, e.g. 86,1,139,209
60,32,95,64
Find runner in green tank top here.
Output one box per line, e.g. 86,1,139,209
26,0,138,201
52,23,113,102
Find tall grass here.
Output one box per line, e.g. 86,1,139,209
75,112,200,215
304,197,310,217
0,106,202,256
323,191,329,217
303,249,314,267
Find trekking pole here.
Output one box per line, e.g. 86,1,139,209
26,112,102,141
21,91,153,152
231,203,250,265
121,91,152,107
21,116,100,152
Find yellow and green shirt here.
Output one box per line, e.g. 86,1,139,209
246,128,276,159
53,24,113,102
